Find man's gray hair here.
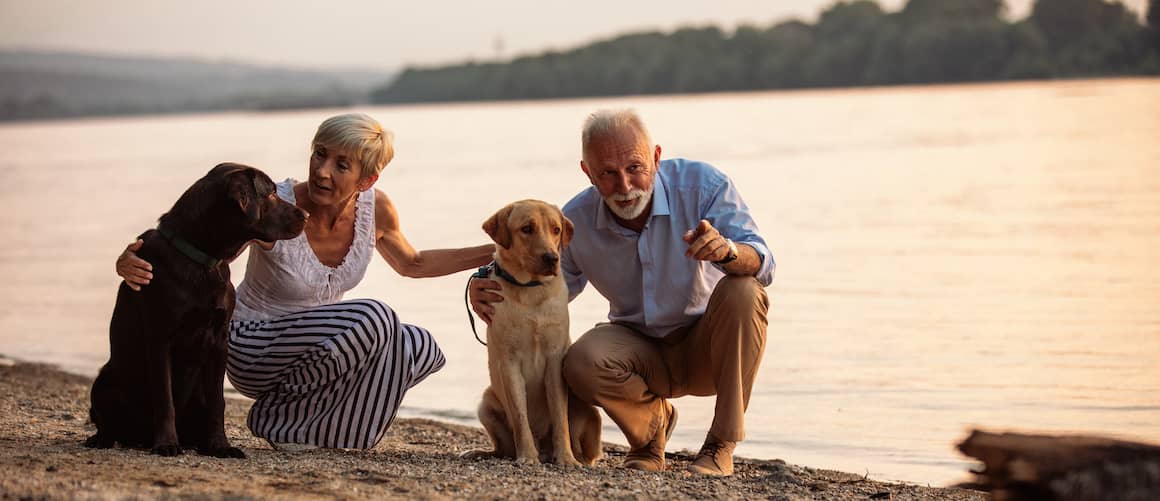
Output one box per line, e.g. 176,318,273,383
581,109,652,152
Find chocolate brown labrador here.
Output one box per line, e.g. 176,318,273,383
463,200,603,466
85,163,307,457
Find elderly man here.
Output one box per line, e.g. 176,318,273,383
471,109,773,476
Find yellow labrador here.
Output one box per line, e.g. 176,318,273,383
464,200,602,466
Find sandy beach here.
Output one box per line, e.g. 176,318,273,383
0,357,985,500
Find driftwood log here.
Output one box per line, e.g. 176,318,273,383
957,429,1160,500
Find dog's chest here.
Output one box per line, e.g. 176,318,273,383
492,300,567,335
141,242,235,340
489,281,569,353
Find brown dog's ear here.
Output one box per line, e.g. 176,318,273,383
560,213,574,250
483,205,513,249
227,172,261,224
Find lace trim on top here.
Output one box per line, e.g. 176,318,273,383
232,178,375,321
276,179,376,274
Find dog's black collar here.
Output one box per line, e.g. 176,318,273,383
157,224,221,268
481,261,543,288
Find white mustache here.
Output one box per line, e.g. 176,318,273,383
610,190,647,202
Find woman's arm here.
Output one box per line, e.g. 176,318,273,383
373,189,494,278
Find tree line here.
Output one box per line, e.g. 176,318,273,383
371,0,1160,104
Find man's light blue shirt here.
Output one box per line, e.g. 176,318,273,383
561,158,775,338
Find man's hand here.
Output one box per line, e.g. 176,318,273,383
468,277,504,325
682,219,731,263
116,239,153,291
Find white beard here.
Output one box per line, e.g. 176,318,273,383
604,184,654,220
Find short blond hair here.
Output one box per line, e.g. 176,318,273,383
581,109,652,154
311,113,395,179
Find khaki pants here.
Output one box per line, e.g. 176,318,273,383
562,276,769,450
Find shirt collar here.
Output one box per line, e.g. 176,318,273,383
593,167,671,232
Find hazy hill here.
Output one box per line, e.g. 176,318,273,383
372,0,1160,104
0,50,396,121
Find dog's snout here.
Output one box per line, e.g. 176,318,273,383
541,253,559,266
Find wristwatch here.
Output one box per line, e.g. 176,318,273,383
713,238,739,265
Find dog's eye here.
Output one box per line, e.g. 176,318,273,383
521,225,533,234
552,227,561,235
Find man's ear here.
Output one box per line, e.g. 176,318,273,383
228,173,260,223
580,160,594,185
482,206,513,249
653,144,662,167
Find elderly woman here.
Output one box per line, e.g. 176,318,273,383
117,113,493,450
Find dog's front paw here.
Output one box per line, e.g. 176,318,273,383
555,455,583,468
151,443,183,457
202,446,246,459
515,455,538,465
84,433,114,449
460,449,494,460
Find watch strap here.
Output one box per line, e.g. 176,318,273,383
713,239,739,265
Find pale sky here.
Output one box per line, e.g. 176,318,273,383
0,0,1149,71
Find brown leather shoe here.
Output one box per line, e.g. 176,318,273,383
623,400,678,472
688,437,736,476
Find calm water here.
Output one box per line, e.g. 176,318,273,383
2,78,1158,485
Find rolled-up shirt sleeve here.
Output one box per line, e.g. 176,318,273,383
703,176,776,287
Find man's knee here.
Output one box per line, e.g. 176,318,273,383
708,276,769,316
563,325,641,403
563,333,600,401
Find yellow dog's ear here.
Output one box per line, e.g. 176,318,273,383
483,205,514,249
560,213,574,250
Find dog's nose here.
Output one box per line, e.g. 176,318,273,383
541,253,559,266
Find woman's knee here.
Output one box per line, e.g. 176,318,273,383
345,298,395,320
340,299,397,351
406,325,445,378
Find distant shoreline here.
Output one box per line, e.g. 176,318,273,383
0,355,984,499
3,75,1156,125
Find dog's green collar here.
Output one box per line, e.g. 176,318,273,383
157,224,221,268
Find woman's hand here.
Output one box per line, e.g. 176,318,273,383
468,277,503,325
117,239,154,291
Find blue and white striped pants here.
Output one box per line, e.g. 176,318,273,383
226,299,444,449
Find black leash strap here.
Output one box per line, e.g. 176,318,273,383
464,264,493,346
464,260,549,347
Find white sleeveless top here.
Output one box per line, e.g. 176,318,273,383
234,178,376,322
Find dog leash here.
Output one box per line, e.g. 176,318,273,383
464,261,548,347
464,263,493,346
